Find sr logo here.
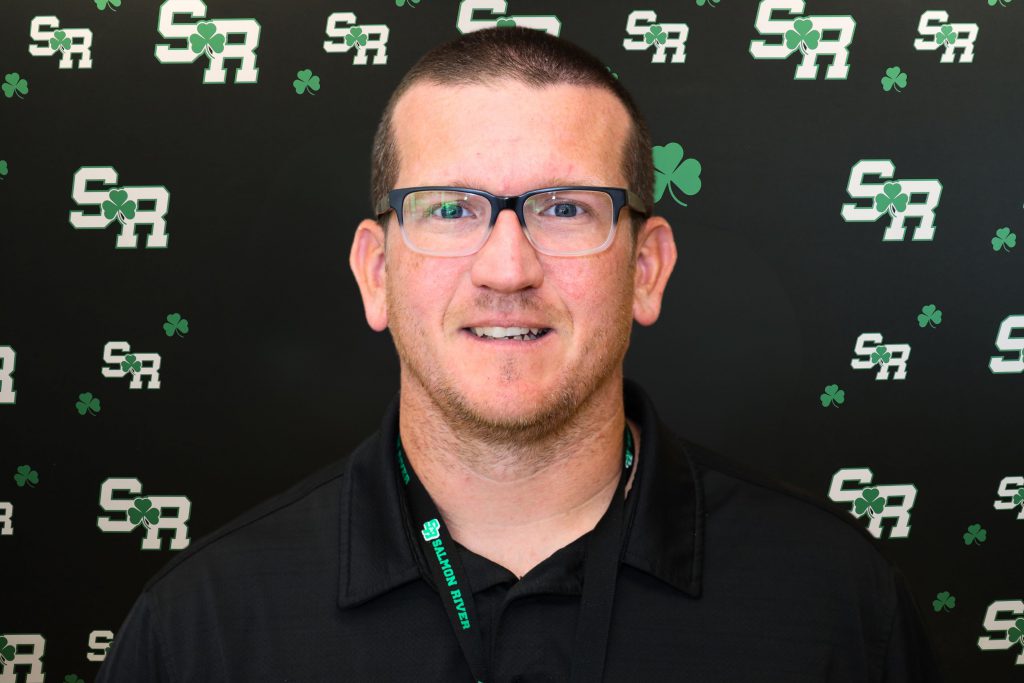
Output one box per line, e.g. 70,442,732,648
97,478,192,551
622,11,688,64
29,16,93,69
102,341,162,390
989,315,1024,374
749,0,856,80
978,600,1024,666
850,333,910,381
323,13,389,65
828,468,917,539
154,0,261,84
456,0,560,36
913,11,978,64
69,167,170,249
840,160,942,242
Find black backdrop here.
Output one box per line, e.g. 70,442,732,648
2,1,1022,681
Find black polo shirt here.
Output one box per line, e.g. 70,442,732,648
96,378,943,682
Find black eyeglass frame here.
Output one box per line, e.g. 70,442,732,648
374,186,649,257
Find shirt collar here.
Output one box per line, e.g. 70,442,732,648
337,377,704,609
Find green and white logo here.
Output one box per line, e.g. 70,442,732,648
913,11,978,64
989,315,1024,374
323,13,390,65
749,0,856,80
840,160,943,242
421,518,441,542
623,11,689,64
97,478,192,550
0,346,16,405
0,633,46,682
102,341,162,390
29,16,93,69
850,333,910,381
154,0,261,84
978,600,1024,666
87,630,113,663
456,0,561,36
994,477,1024,520
0,501,12,537
828,468,917,539
69,167,170,249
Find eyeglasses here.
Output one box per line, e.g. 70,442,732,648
374,186,648,257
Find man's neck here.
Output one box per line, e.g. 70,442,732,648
397,373,641,578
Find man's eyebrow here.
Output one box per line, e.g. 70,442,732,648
440,178,606,192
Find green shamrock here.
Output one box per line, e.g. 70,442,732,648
870,345,891,365
128,497,161,528
644,25,667,45
934,24,957,45
121,354,142,374
653,142,702,206
0,636,16,662
696,0,721,6
102,189,137,223
0,160,7,179
874,182,909,216
1013,489,1024,507
819,384,845,408
64,675,84,683
293,69,320,95
1008,618,1024,644
346,26,368,47
992,226,1016,252
164,312,190,337
963,523,987,545
395,0,421,6
917,304,942,328
496,18,517,27
50,30,72,53
96,0,122,9
14,464,39,488
785,17,820,54
605,65,618,80
988,0,1013,6
3,73,29,99
190,21,226,58
932,591,956,612
76,392,101,416
854,487,886,517
881,66,907,93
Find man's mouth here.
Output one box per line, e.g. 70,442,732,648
463,326,553,341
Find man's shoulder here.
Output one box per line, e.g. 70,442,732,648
141,434,373,594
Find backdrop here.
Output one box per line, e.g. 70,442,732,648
1,1,1022,681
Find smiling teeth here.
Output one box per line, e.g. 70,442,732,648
470,326,544,339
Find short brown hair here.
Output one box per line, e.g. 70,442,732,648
369,26,653,242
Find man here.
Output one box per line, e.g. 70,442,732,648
98,27,942,681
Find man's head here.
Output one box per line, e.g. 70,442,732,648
350,27,676,445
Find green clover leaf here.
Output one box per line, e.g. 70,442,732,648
346,26,368,47
874,182,909,216
395,0,421,6
917,304,942,328
3,73,29,99
496,17,517,27
76,392,101,416
1008,618,1024,644
935,24,957,45
1013,489,1024,507
696,0,721,6
785,17,820,54
50,30,72,52
190,21,226,57
14,464,39,488
653,142,702,206
0,160,7,179
881,66,907,93
963,523,987,545
644,25,667,45
101,188,137,223
64,675,85,683
121,354,142,374
992,226,1017,252
853,487,886,517
870,345,891,365
988,0,1014,6
293,69,320,95
95,0,122,9
0,636,16,662
605,65,618,80
932,591,956,612
819,384,845,408
163,312,190,337
127,497,161,528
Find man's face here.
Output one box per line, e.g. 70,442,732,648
376,79,643,441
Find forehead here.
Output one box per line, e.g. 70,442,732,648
391,79,631,192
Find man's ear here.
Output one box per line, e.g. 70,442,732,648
349,218,389,332
632,215,677,326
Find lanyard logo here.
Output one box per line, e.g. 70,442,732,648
421,518,441,542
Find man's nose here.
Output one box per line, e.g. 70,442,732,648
469,208,544,291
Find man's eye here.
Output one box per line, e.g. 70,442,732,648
543,202,587,218
431,202,471,219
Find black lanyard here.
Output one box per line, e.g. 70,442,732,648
395,424,635,683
